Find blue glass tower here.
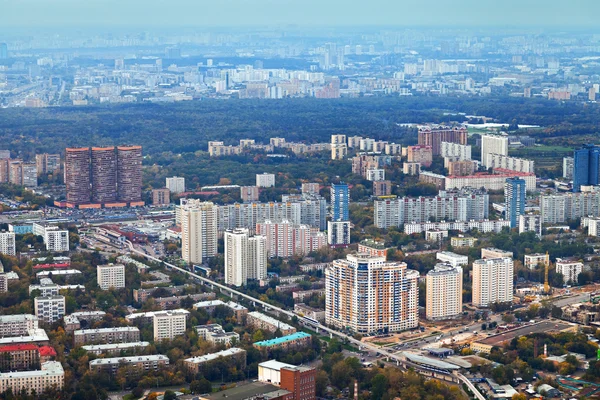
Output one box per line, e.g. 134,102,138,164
505,177,526,228
573,145,600,192
331,183,349,221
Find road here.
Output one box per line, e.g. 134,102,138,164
551,293,590,308
124,240,486,400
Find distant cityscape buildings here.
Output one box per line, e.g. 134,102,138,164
573,145,600,192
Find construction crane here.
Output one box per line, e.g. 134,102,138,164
544,251,551,295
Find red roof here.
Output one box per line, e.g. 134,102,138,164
38,346,57,357
0,344,38,352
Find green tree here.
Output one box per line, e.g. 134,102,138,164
371,373,388,400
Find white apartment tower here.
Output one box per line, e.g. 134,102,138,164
97,263,126,290
555,258,583,285
481,134,509,168
180,201,218,265
472,257,514,307
331,134,347,160
426,263,463,320
224,229,267,287
153,310,188,341
34,295,66,323
325,254,419,334
256,173,275,188
166,176,186,194
0,232,16,256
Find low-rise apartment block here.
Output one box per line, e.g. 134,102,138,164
0,361,64,395
74,327,140,346
81,341,150,356
246,312,296,336
524,253,549,270
436,251,469,268
194,324,239,346
184,348,246,375
34,295,65,323
253,332,312,351
192,300,248,324
89,355,169,375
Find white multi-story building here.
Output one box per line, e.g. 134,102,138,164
404,220,510,234
34,295,66,323
246,312,296,336
97,263,125,290
472,258,514,307
446,171,536,191
0,232,15,256
524,253,549,270
327,220,351,247
180,201,218,265
0,314,39,337
325,254,419,334
481,134,509,168
563,157,574,180
540,189,600,224
29,282,60,297
0,361,64,396
224,229,267,287
256,173,276,188
366,169,385,182
583,216,600,236
153,310,189,341
255,220,326,258
555,258,583,285
402,162,421,176
32,223,70,252
166,176,186,194
519,214,542,237
485,154,535,173
481,247,513,259
426,263,463,320
374,188,489,229
195,324,239,346
331,135,348,161
440,141,472,160
81,341,150,356
436,251,469,268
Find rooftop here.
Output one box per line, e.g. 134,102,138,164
89,354,169,366
0,361,63,379
199,381,288,400
74,327,139,335
0,329,49,345
259,359,313,372
253,332,311,347
184,348,246,364
248,312,294,331
82,342,150,352
401,352,461,370
37,269,81,277
0,314,38,323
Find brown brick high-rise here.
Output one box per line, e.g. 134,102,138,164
65,148,91,205
116,146,142,203
418,126,468,156
91,147,117,203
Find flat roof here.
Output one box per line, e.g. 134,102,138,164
248,312,294,331
184,348,245,364
74,327,139,335
253,332,311,347
82,341,150,351
199,382,287,400
402,352,461,370
0,314,38,323
478,321,574,346
259,359,312,372
0,361,63,378
89,354,168,366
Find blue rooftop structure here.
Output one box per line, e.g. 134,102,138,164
253,332,311,347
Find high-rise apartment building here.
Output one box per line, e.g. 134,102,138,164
35,153,60,176
65,148,91,205
481,134,509,168
256,220,326,258
331,183,349,221
472,258,514,307
374,188,489,229
32,223,69,252
91,147,117,203
540,188,600,224
256,173,275,188
325,254,419,334
426,263,463,320
486,154,535,173
327,220,351,247
418,126,468,156
97,263,126,290
116,146,143,204
407,145,433,167
153,310,188,341
224,229,267,287
519,214,542,237
573,145,600,192
301,183,320,195
64,146,142,207
166,176,185,194
0,232,16,256
180,201,218,265
505,177,526,228
34,295,66,323
563,157,574,180
331,135,347,160
440,141,472,160
6,161,37,187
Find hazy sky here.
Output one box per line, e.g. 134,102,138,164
1,0,599,28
